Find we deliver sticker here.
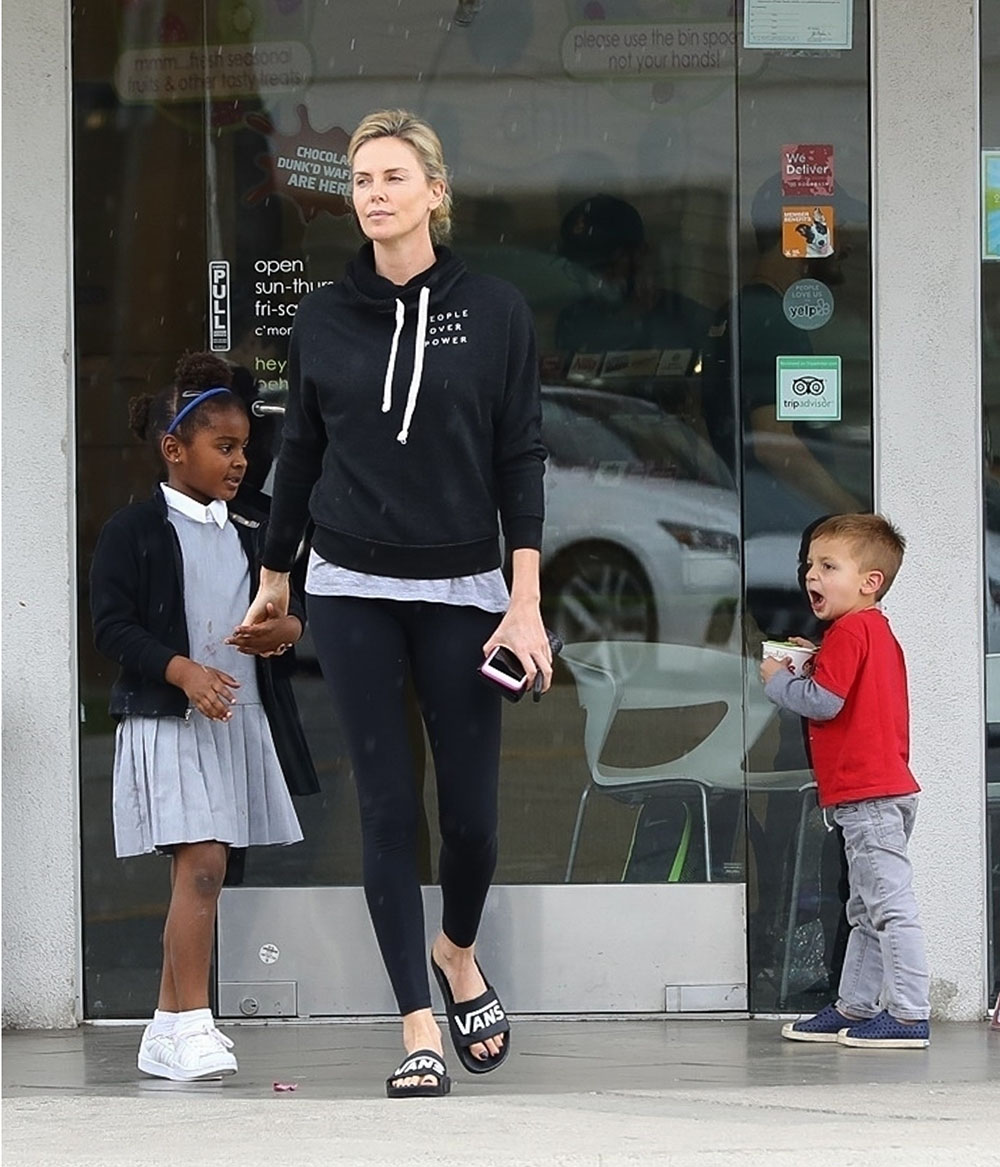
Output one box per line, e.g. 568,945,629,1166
781,144,834,198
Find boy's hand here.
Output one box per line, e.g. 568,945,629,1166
760,656,792,684
786,635,817,677
166,657,240,721
226,606,302,657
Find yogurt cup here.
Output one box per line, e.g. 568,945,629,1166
761,640,817,676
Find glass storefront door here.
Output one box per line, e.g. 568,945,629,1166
981,1,1000,1006
75,0,872,1017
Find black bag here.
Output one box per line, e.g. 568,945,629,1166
622,794,701,883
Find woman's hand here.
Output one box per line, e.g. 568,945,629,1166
242,568,291,627
485,548,552,693
165,656,240,721
483,600,553,694
226,607,302,657
485,549,554,698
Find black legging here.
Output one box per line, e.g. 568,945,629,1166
307,594,503,1015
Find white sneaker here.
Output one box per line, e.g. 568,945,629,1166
164,1022,238,1081
137,1024,176,1078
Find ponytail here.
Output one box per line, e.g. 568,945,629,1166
130,351,245,454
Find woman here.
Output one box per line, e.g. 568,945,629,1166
243,109,550,1097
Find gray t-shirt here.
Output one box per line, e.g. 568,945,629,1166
305,549,510,613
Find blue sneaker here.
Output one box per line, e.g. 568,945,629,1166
837,1010,930,1048
781,1003,858,1043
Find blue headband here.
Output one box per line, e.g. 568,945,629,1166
165,386,232,435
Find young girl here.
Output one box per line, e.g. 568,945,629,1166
90,352,310,1081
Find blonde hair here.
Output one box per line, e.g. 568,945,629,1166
810,513,906,599
348,109,453,243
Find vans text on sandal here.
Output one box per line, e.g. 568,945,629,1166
431,955,510,1074
385,1049,451,1098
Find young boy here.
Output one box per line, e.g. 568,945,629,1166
760,513,931,1048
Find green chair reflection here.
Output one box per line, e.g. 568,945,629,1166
561,640,817,1004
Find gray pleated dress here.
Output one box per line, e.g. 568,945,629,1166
112,506,304,857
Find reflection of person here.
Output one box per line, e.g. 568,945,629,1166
555,194,712,372
701,175,867,540
749,513,849,992
223,363,320,888
242,110,550,1098
795,514,850,989
90,353,309,1082
760,514,931,1048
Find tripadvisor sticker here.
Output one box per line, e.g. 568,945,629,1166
783,279,834,331
775,356,841,422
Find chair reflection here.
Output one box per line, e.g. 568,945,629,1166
983,655,1000,994
982,653,1000,813
561,640,817,1004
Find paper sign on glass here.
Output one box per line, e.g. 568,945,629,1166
744,0,853,51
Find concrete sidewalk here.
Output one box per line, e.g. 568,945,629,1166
4,1019,999,1166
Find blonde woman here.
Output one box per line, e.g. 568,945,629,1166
243,110,550,1097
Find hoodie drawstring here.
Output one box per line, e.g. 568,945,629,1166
397,286,430,444
381,286,430,445
382,299,405,414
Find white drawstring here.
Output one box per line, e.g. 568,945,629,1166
382,299,405,413
396,285,430,445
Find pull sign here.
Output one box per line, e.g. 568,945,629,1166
209,260,231,352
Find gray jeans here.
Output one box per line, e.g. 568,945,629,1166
833,795,930,1021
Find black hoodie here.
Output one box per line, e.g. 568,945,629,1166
263,244,547,579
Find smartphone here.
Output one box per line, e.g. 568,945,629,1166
478,645,528,702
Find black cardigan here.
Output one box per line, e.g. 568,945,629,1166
89,487,318,797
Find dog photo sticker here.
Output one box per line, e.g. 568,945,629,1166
781,205,835,258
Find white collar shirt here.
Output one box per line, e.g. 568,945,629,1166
160,483,229,529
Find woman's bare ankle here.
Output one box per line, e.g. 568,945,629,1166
402,1008,442,1056
432,932,474,969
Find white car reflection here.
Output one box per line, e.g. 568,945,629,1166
540,387,741,647
284,385,834,658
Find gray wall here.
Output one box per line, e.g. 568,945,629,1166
872,0,987,1019
0,0,989,1026
2,0,80,1026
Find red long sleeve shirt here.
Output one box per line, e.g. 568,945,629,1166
807,607,920,808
